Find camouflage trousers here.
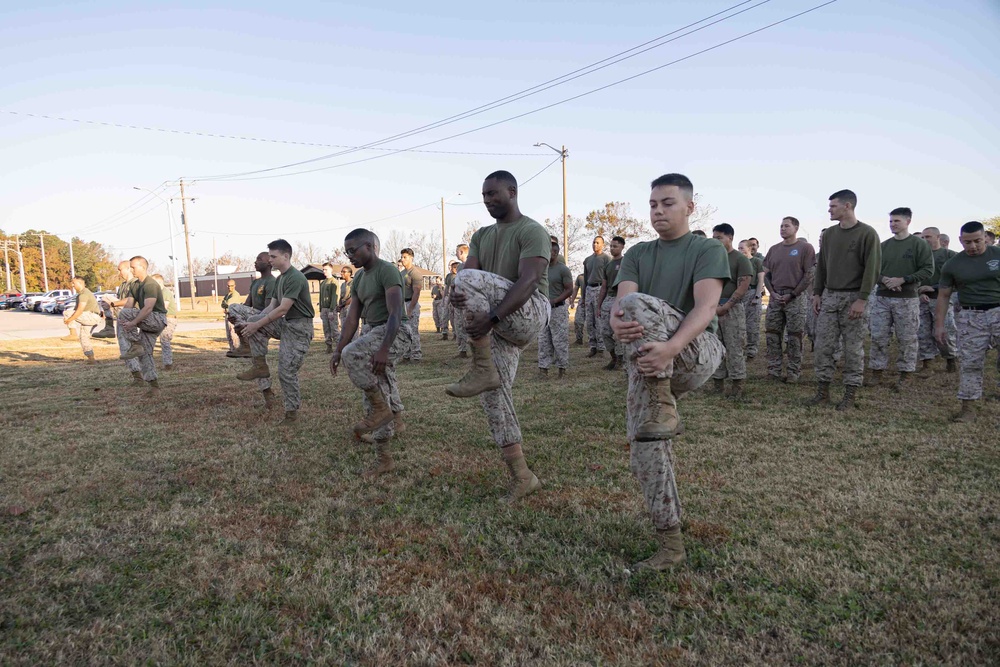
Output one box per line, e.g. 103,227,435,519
712,301,747,381
114,308,142,374
68,311,103,356
868,295,920,372
918,298,957,360
815,290,866,386
585,286,604,351
620,292,725,530
118,309,167,382
449,300,469,353
227,304,275,392
224,317,239,351
538,303,570,369
574,295,585,342
956,306,1000,400
453,269,550,448
599,298,625,358
343,322,412,441
403,302,422,361
246,315,313,411
741,293,763,357
765,292,806,379
320,307,340,346
432,300,447,332
158,317,178,366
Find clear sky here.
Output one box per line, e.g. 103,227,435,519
2,0,998,274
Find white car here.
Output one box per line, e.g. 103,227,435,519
27,289,73,312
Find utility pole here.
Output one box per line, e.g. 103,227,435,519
38,233,49,291
212,237,218,305
441,196,447,278
67,237,76,280
2,241,11,292
15,236,27,294
534,142,569,261
178,179,197,310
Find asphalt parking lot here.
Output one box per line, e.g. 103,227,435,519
0,310,220,341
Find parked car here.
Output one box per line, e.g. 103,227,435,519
27,289,73,312
46,294,77,314
0,292,23,310
17,293,44,310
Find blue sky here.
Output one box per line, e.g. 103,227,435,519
1,0,998,273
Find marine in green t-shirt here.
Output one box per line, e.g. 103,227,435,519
275,267,315,320
249,273,277,311
221,280,241,313
940,243,1000,306
129,275,167,313
876,225,933,299
319,270,338,310
597,236,627,368
547,256,574,303
468,214,551,297
353,259,406,326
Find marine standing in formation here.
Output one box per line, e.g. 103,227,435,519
337,264,355,336
762,216,816,383
583,236,611,357
221,279,242,354
537,235,573,378
319,262,340,354
596,235,626,370
916,226,958,375
739,239,766,360
399,248,425,363
710,223,752,399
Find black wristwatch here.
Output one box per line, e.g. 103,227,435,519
488,311,501,325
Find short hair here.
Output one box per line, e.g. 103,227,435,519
960,221,984,235
450,261,460,268
890,207,912,218
593,235,605,243
345,228,377,248
71,276,86,286
322,262,335,269
939,233,950,243
783,216,800,228
691,229,707,237
922,226,940,236
117,260,130,270
267,239,293,256
748,237,759,244
153,274,165,281
400,248,414,258
484,170,518,189
456,243,469,250
550,237,560,249
341,265,355,276
611,236,626,246
987,231,997,241
650,173,694,199
829,189,858,208
712,223,735,239
129,256,148,269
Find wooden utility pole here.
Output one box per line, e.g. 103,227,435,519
441,196,447,278
560,145,568,261
178,179,197,310
38,234,49,291
2,240,11,292
15,236,26,293
67,237,75,280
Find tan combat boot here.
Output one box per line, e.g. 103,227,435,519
228,339,252,358
557,368,566,380
130,370,144,385
60,332,78,342
604,354,620,371
146,379,160,398
915,359,934,378
632,524,686,572
281,410,298,424
894,371,911,393
262,388,277,410
946,358,957,373
728,379,744,401
84,352,96,365
361,441,396,478
836,385,858,411
951,400,976,423
711,378,725,394
804,381,830,406
864,370,883,387
120,341,144,361
445,337,501,398
393,411,406,435
501,448,540,504
538,367,549,379
236,356,270,381
635,377,680,442
353,388,394,435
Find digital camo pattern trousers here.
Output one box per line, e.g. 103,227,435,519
765,293,806,379
158,317,178,366
453,269,550,448
712,301,747,381
868,295,920,372
403,302,422,360
956,307,1000,400
433,300,447,332
228,304,274,392
741,293,762,357
118,308,167,382
246,316,313,411
70,311,104,356
114,308,142,374
620,292,724,530
449,301,469,353
225,317,239,351
574,295,585,342
585,286,604,350
815,290,866,386
600,298,625,358
343,322,413,441
918,298,957,361
537,304,569,369
320,308,340,346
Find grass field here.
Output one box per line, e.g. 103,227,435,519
1,315,998,665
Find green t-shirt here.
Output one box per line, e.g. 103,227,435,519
401,267,425,301
614,233,731,316
547,262,573,302
603,256,624,298
814,222,882,298
339,277,353,307
129,276,166,313
722,249,754,300
925,247,958,288
431,285,444,300
250,274,277,311
221,290,241,310
575,274,585,298
443,272,455,298
117,278,136,300
939,246,1000,306
353,259,406,326
584,252,612,286
319,278,338,309
876,234,934,298
748,255,764,288
162,287,180,316
275,267,315,320
468,215,551,297
75,288,100,315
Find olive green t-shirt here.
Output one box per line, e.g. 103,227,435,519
584,252,612,286
162,287,180,316
575,274,585,298
319,278,338,309
722,249,754,300
250,274,277,311
443,272,455,298
275,267,315,320
401,267,425,301
339,277,353,307
748,255,764,288
876,234,934,298
939,246,1000,306
547,262,573,302
129,276,166,313
117,278,136,300
76,288,100,315
603,256,624,298
814,221,882,298
614,233,731,316
924,247,958,288
353,259,406,326
431,285,444,300
468,215,551,297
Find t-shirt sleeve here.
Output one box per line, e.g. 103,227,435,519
615,246,641,288
468,228,483,262
380,263,405,291
519,225,551,262
939,259,956,289
736,255,754,279
694,243,732,283
560,265,573,289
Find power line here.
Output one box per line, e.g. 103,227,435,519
193,0,769,181
0,109,546,157
519,155,563,188
197,0,839,184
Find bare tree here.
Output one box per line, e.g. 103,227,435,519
406,229,443,274
584,202,654,242
292,241,324,267
460,220,482,245
689,194,718,232
380,229,408,263
543,214,591,271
